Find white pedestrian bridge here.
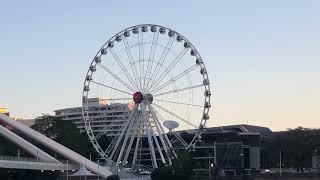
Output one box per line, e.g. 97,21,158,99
0,156,78,170
0,155,143,179
0,114,113,178
0,114,144,179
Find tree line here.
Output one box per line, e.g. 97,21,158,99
261,127,320,172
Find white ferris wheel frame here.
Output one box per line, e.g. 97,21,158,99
81,24,211,169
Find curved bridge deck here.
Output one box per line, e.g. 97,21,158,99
0,156,79,170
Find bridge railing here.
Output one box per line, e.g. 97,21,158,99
0,155,82,164
0,155,80,170
0,155,40,162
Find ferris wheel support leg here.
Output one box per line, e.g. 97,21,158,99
116,112,138,166
109,105,137,161
143,106,166,164
154,125,172,165
131,119,143,169
122,117,141,166
141,103,158,169
148,104,177,158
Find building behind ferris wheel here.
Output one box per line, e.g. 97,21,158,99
54,97,266,176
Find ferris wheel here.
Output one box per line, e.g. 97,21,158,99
82,24,211,169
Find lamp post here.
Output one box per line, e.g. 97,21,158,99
66,160,69,180
315,150,319,176
279,150,282,176
97,160,100,180
208,151,211,179
17,148,20,161
240,153,244,176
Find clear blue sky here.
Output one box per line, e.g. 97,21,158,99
0,0,319,130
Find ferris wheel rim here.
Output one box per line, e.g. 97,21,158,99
81,24,211,166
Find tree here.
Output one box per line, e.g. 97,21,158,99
31,114,57,138
31,115,98,159
0,114,98,179
261,127,320,171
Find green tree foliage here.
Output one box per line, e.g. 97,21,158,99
151,151,197,180
0,114,97,158
0,114,99,179
31,115,97,159
261,127,320,171
31,114,57,138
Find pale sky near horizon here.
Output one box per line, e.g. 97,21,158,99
0,0,319,131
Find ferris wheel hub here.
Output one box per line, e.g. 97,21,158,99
145,93,153,104
133,92,143,103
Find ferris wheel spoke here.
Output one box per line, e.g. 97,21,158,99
96,123,120,140
138,32,146,91
104,118,132,157
116,111,140,166
108,49,138,91
153,99,203,107
152,105,195,146
98,63,135,92
146,36,175,91
140,104,159,168
148,47,190,92
150,64,198,95
131,118,143,168
105,136,118,153
153,84,204,97
123,37,141,90
145,32,159,93
152,103,197,128
96,112,130,140
122,116,142,166
91,81,132,95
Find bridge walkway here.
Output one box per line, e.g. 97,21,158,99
0,156,79,170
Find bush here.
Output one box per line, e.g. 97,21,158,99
151,151,197,180
106,174,120,180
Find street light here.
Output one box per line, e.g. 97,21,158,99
240,153,244,173
315,150,319,176
279,150,282,176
